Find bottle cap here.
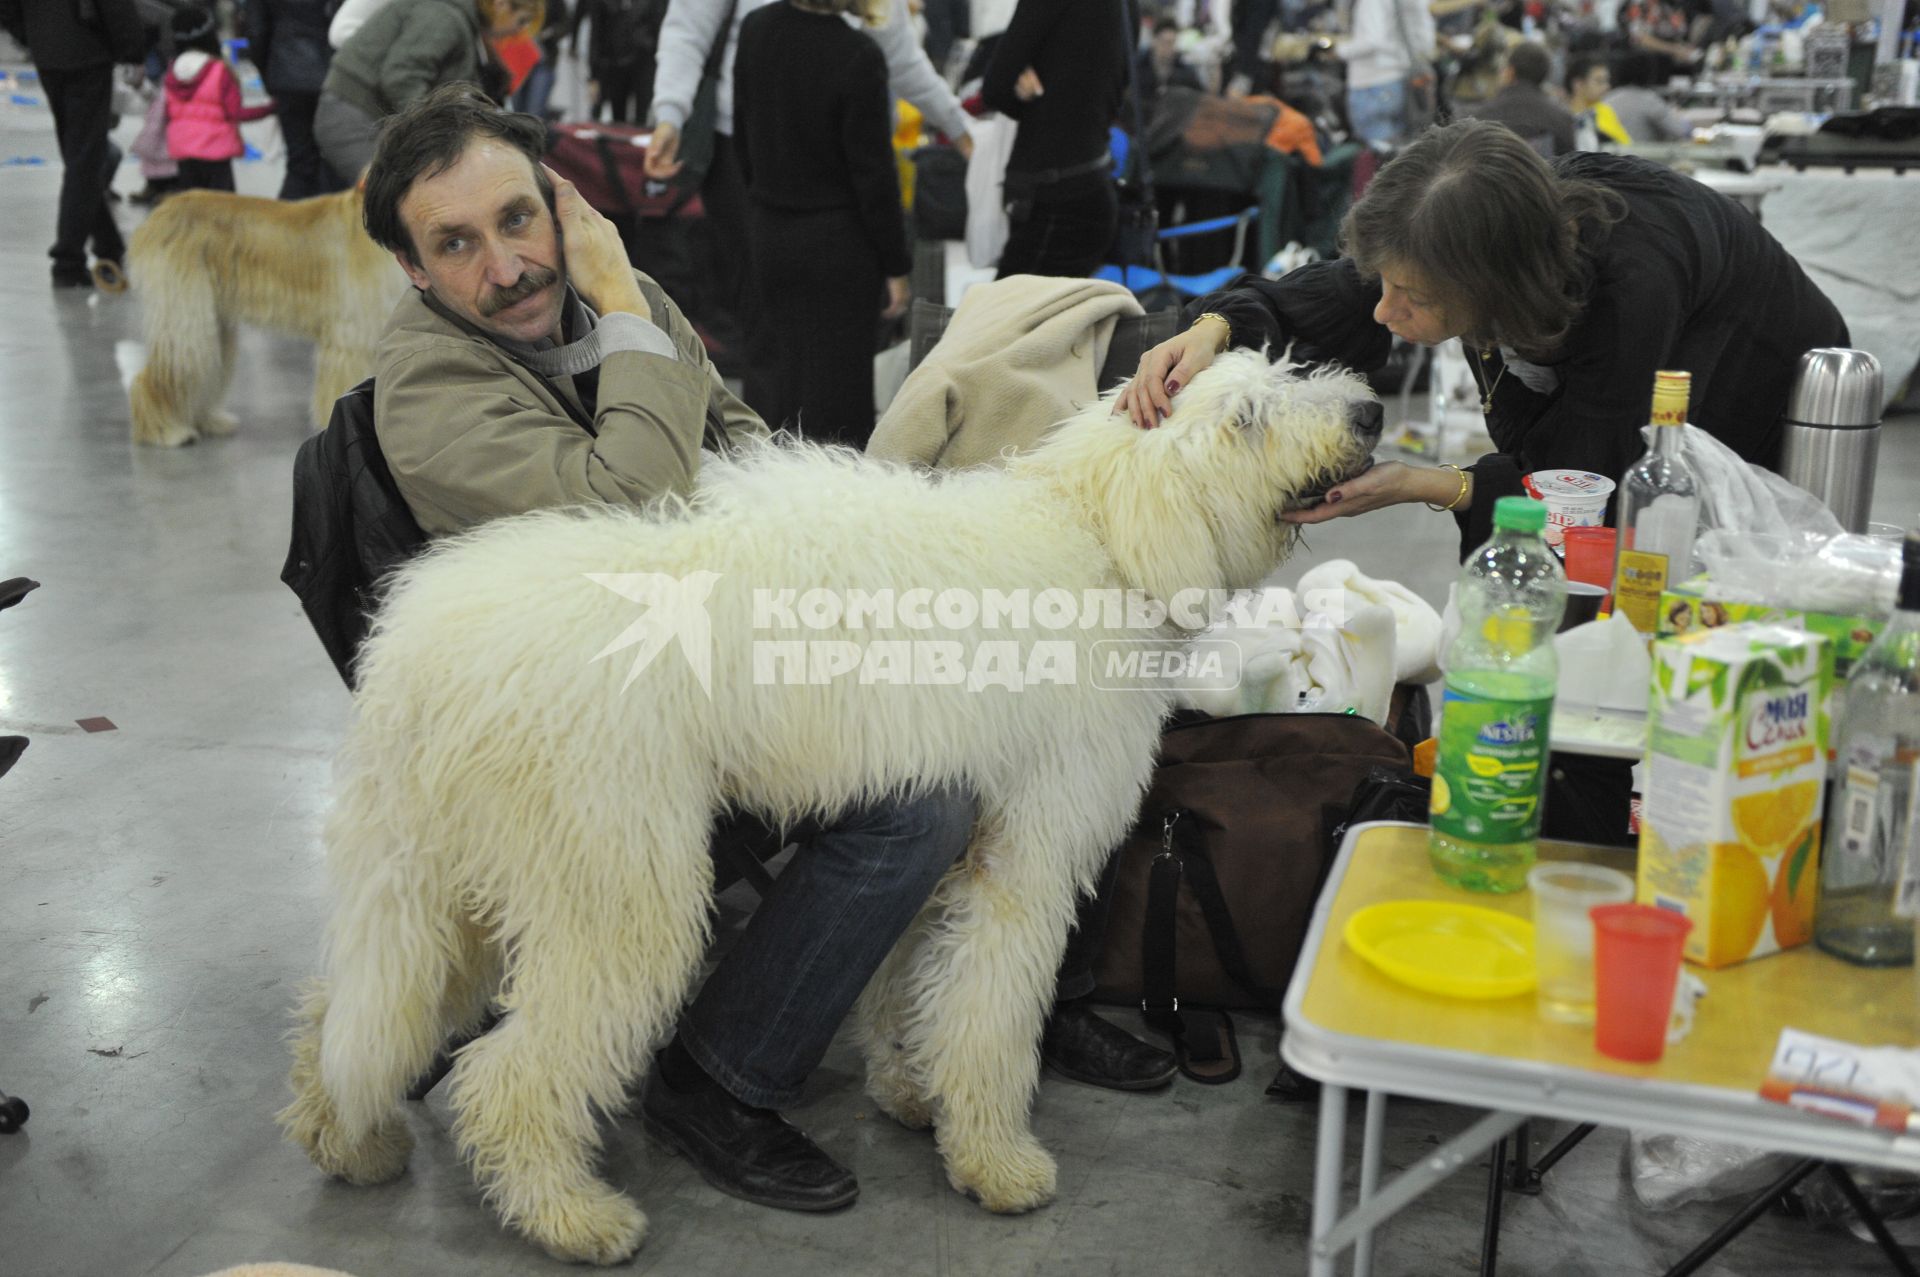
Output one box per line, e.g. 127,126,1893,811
1492,496,1548,533
1651,370,1692,427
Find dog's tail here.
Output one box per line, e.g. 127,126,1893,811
127,204,225,446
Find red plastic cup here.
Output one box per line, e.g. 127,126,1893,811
1562,526,1618,591
1591,904,1692,1062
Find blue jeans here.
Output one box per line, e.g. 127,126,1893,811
511,56,557,120
679,786,977,1109
1347,80,1409,147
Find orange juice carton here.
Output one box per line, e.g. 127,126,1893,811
1638,623,1831,968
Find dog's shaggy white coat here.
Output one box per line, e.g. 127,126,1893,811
278,350,1377,1263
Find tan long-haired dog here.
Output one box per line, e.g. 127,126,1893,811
128,188,406,447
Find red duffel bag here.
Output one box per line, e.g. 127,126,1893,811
543,123,703,221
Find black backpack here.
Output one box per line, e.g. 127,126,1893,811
280,380,426,689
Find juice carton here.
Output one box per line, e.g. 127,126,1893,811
1638,623,1831,968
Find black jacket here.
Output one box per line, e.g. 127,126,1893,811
1189,153,1849,555
0,0,144,70
246,0,333,96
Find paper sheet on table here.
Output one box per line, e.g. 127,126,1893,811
1760,1027,1920,1131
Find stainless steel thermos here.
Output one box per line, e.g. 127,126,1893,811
1780,348,1885,533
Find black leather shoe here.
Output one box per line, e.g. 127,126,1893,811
50,265,92,289
1041,1002,1177,1091
640,1076,859,1212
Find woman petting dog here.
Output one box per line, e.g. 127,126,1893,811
1118,118,1850,556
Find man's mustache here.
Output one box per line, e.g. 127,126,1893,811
480,266,560,317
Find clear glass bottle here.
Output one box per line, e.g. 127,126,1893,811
1430,497,1568,892
1816,532,1920,967
1614,371,1700,636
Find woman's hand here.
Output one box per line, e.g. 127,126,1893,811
1113,319,1227,430
1280,462,1470,524
882,275,910,320
1015,67,1045,100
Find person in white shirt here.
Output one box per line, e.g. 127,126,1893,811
1342,0,1437,146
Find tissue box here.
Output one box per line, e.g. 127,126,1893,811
1658,578,1883,681
1638,624,1830,968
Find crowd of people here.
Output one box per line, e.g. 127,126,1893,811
0,0,1858,1223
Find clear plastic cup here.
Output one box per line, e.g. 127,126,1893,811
1528,862,1635,1024
1592,904,1693,1062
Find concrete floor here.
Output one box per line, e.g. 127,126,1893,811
1,66,1918,1277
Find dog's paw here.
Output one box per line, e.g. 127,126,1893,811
137,422,198,448
290,1109,412,1185
946,1137,1057,1214
198,410,239,437
867,1081,935,1131
525,1189,648,1266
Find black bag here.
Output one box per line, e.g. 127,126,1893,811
281,381,427,689
1109,0,1158,269
911,145,968,241
673,0,739,186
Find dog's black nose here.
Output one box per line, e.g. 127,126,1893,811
1349,399,1384,439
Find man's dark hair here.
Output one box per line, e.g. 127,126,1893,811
1614,50,1663,89
1505,41,1551,89
363,83,552,265
1153,17,1180,35
1565,53,1609,93
1341,118,1625,361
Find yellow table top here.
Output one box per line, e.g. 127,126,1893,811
1296,825,1917,1093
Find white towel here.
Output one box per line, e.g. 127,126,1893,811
1294,559,1444,685
1180,589,1401,724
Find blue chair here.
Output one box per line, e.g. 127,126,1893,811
1093,205,1262,300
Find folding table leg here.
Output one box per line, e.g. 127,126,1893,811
1821,1164,1920,1277
1661,1157,1822,1277
1309,1083,1350,1277
1480,1133,1508,1276
1353,1090,1388,1277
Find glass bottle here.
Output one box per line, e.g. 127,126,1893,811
1816,532,1920,967
1613,371,1700,636
1430,497,1568,892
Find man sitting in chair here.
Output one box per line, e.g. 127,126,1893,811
358,82,976,1214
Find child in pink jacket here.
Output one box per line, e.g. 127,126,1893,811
163,6,276,193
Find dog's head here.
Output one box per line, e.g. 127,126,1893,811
1023,348,1381,613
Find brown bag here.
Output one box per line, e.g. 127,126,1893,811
1092,710,1413,1015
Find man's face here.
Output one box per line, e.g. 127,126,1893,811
1153,30,1178,60
1572,66,1610,108
395,138,566,346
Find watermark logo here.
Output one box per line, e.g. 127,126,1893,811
587,571,720,693
584,578,1322,695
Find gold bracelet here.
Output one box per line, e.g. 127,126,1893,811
1190,311,1232,353
1424,463,1470,512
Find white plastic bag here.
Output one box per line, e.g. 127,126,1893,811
964,113,1017,270
1673,423,1843,547
1628,1132,1797,1211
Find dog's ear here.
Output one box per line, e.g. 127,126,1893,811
1092,443,1227,613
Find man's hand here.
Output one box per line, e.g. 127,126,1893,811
543,164,651,319
955,132,974,161
1279,462,1469,525
1113,321,1227,430
1015,67,1044,100
645,120,683,179
882,275,910,320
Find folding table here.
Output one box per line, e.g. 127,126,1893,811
1283,822,1920,1276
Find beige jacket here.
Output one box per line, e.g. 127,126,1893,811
867,275,1143,471
373,271,766,537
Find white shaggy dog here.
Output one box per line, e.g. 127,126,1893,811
278,350,1380,1263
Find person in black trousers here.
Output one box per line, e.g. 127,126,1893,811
1,0,145,288
247,0,344,199
732,0,909,449
575,0,662,124
981,0,1131,280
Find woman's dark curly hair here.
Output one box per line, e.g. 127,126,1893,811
1341,119,1626,361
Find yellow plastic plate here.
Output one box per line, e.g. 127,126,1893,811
1343,900,1537,999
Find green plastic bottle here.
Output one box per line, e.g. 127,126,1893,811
1429,497,1568,892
